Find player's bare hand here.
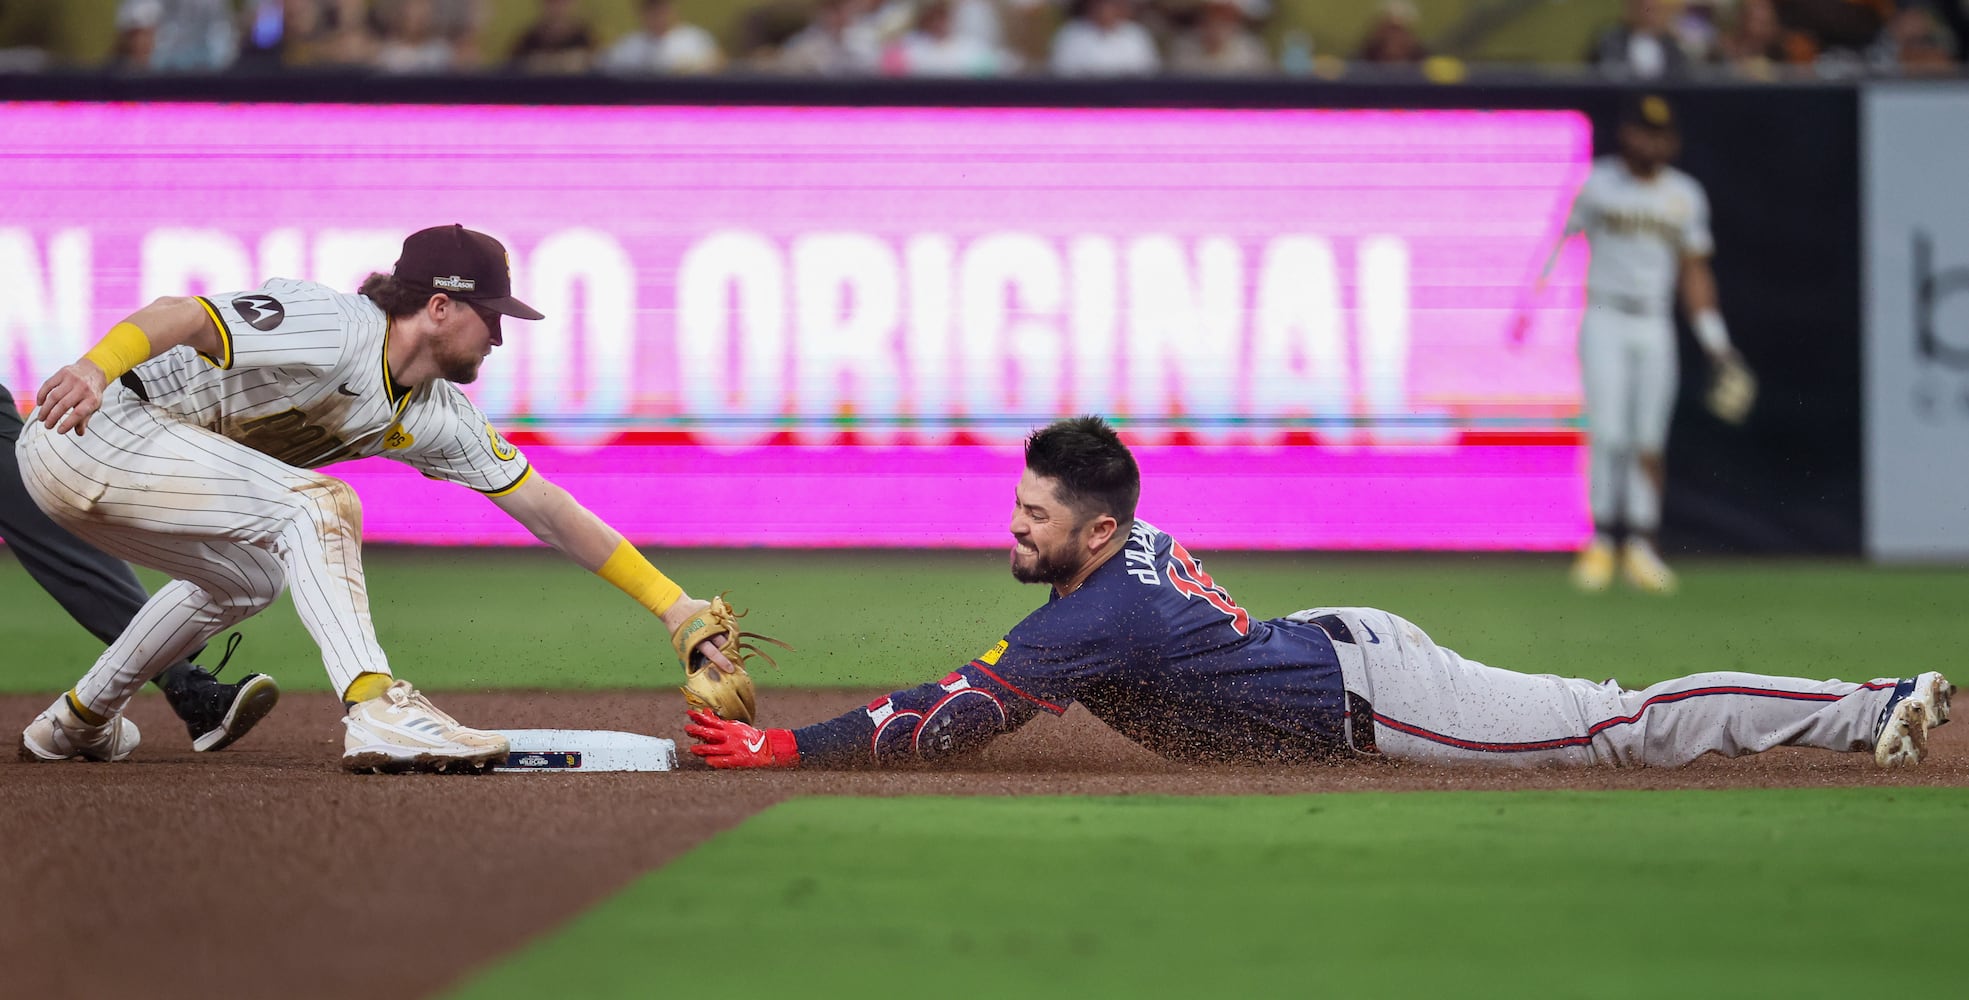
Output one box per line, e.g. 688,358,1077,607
34,361,110,437
662,596,739,674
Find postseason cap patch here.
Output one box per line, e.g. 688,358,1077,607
503,751,583,770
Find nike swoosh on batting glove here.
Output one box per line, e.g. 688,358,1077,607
685,708,800,769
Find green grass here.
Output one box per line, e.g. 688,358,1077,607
5,547,1967,694
449,789,1965,999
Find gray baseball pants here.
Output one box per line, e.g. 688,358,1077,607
1291,606,1902,767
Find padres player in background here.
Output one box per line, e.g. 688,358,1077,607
4,381,279,751
1520,93,1756,594
18,224,737,772
688,417,1950,772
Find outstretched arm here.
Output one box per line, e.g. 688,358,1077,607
491,471,735,672
689,660,1058,770
36,296,226,435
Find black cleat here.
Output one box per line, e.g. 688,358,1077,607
165,634,281,752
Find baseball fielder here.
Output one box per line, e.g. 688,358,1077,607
4,381,279,751
18,224,740,772
1521,93,1756,595
687,416,1950,771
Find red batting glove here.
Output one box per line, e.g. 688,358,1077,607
685,708,800,769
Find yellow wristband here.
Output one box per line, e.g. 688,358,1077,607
597,540,684,616
82,321,153,381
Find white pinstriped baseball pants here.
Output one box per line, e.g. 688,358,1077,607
1289,607,1902,767
1579,306,1678,532
17,390,391,715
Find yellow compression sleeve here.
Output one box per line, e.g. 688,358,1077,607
82,321,153,381
597,540,684,616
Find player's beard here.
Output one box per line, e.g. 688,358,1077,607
1010,534,1085,585
437,342,487,384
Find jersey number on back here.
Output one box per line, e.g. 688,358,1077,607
1166,541,1250,635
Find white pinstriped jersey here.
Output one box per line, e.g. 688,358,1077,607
1566,157,1713,310
124,278,529,495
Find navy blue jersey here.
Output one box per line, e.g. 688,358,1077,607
793,521,1349,767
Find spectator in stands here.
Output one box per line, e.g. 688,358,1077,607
600,0,723,74
511,0,596,73
731,1,813,68
1672,0,1725,62
375,0,456,73
1051,0,1161,76
1939,0,1969,61
117,0,237,71
887,0,1018,75
1168,0,1272,74
1718,0,1783,65
429,0,487,66
263,0,378,69
111,0,162,71
945,0,1016,51
777,0,883,74
1586,0,1690,78
1872,4,1958,72
1354,0,1430,64
1775,0,1891,61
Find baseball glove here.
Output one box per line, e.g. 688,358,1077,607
1707,354,1758,425
672,595,792,725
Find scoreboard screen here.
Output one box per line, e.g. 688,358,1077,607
0,102,1593,549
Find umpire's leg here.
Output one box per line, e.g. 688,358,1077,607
0,383,203,691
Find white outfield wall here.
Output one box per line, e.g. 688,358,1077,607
1864,84,1969,562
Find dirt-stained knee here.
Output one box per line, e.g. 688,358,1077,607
294,476,363,537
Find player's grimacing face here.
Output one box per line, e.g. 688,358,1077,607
1009,469,1089,585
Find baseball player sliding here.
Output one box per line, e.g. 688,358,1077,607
17,224,747,773
1519,93,1757,594
688,416,1951,772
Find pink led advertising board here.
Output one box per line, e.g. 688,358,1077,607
0,103,1592,549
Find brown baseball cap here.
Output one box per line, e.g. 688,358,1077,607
393,224,545,321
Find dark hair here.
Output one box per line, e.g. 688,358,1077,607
1024,416,1140,526
358,272,438,319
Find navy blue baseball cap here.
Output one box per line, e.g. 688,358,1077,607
394,224,545,321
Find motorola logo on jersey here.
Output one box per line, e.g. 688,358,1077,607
231,294,285,331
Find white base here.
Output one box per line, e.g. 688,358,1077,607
489,729,677,772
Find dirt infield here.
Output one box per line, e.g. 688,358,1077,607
3,687,1963,1000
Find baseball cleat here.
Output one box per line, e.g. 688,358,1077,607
1873,672,1952,769
19,694,141,763
179,671,281,752
341,679,507,774
1570,539,1616,592
165,632,280,752
1620,539,1677,595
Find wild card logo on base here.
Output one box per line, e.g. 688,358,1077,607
1912,231,1969,423
506,751,582,769
231,295,285,331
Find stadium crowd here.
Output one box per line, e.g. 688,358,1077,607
0,0,1962,78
